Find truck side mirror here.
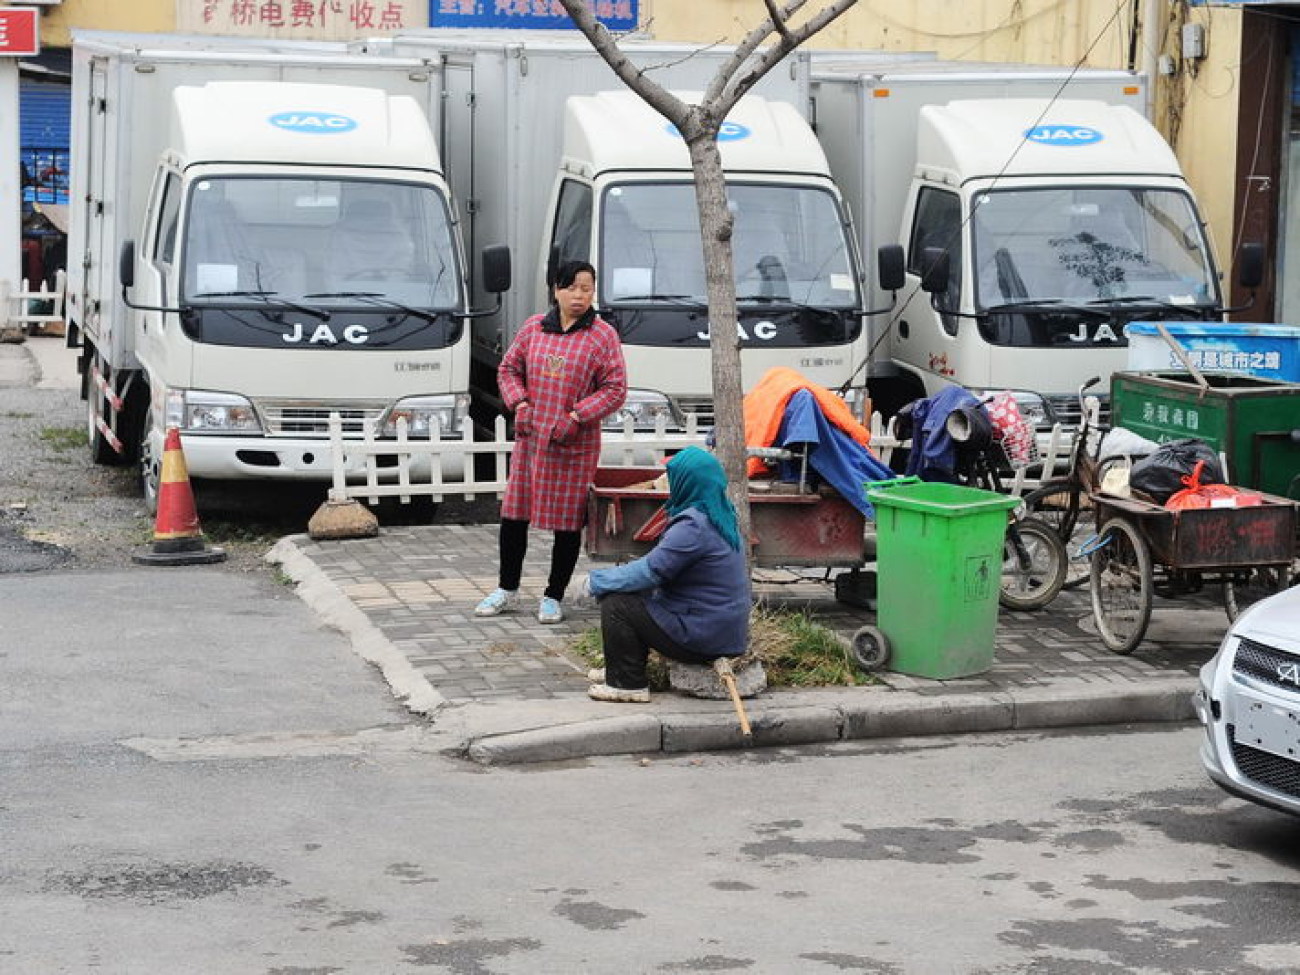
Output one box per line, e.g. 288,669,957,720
119,240,136,289
918,246,950,295
482,244,511,294
1236,241,1264,290
877,244,905,292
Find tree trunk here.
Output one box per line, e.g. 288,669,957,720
686,134,751,552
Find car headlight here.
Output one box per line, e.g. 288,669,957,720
602,390,682,432
383,393,469,438
166,389,262,434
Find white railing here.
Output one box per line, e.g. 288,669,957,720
1,271,66,334
325,406,1071,507
326,412,709,505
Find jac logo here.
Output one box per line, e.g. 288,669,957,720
1067,321,1125,344
1277,662,1300,687
282,322,369,345
1025,124,1103,147
665,121,752,142
269,111,358,134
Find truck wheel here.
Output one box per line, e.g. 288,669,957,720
850,625,890,673
137,405,160,515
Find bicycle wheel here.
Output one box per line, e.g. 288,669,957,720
1224,565,1293,622
1021,477,1081,543
1090,517,1153,655
1000,517,1068,611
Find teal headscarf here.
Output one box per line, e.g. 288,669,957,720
665,446,741,551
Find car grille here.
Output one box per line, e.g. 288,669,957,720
674,395,714,427
1232,638,1300,695
257,401,387,437
1228,724,1300,798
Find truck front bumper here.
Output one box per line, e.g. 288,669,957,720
176,433,466,483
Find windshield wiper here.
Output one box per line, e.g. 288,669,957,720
305,291,445,324
193,290,330,320
1086,295,1214,315
983,298,1110,319
606,293,706,308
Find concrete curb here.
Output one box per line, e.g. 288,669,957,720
267,537,446,716
457,682,1198,765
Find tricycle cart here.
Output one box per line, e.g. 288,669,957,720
1088,492,1298,655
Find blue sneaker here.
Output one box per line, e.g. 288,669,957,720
475,588,517,617
537,596,564,624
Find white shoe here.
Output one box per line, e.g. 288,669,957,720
538,596,564,624
586,667,605,683
475,588,517,617
588,683,650,703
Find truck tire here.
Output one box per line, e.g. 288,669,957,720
137,400,160,515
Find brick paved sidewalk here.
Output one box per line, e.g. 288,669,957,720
279,523,1226,707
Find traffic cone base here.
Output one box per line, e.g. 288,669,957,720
133,427,227,566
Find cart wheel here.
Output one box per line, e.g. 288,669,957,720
999,516,1068,611
1089,517,1153,655
1224,565,1292,622
850,625,890,673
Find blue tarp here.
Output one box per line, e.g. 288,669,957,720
774,388,897,517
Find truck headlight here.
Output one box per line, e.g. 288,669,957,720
166,389,262,434
971,388,1052,428
602,390,681,432
383,393,469,438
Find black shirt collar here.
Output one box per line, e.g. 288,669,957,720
541,306,597,334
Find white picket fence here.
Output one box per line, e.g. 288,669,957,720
1,271,67,334
325,407,1072,507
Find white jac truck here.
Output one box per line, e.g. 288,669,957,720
66,31,507,503
810,59,1259,430
359,34,888,434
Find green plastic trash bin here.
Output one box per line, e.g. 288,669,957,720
866,480,1019,679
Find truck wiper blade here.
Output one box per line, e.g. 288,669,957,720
606,293,705,307
194,290,330,320
735,293,830,313
983,299,1110,318
305,291,443,324
1087,295,1212,314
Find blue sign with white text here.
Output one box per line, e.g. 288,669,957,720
1025,124,1103,147
428,1,637,31
270,111,358,134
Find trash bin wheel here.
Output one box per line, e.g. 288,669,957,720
1089,517,1153,655
850,625,890,673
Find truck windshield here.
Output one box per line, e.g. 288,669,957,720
181,177,461,311
970,186,1218,347
599,182,860,309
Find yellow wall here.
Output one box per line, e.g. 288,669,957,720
41,0,175,46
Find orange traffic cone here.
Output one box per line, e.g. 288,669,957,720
132,427,227,566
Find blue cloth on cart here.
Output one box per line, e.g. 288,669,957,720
775,389,896,517
903,385,983,483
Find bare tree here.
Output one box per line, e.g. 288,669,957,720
557,0,858,550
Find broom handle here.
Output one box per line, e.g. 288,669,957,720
713,659,752,738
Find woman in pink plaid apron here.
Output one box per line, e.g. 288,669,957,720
475,260,628,624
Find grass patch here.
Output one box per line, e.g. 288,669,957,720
38,426,87,452
568,603,871,688
5,410,36,419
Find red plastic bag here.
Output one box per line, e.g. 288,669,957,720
1165,461,1262,510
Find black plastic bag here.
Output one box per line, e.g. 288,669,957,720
1127,438,1224,504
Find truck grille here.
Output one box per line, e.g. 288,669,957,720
1045,393,1110,428
674,395,714,427
257,401,387,437
1232,638,1300,695
1227,724,1300,798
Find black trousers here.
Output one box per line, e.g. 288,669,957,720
498,517,582,601
599,592,714,689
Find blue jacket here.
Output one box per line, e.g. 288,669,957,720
588,508,751,657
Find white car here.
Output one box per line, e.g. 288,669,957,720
1196,584,1300,816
